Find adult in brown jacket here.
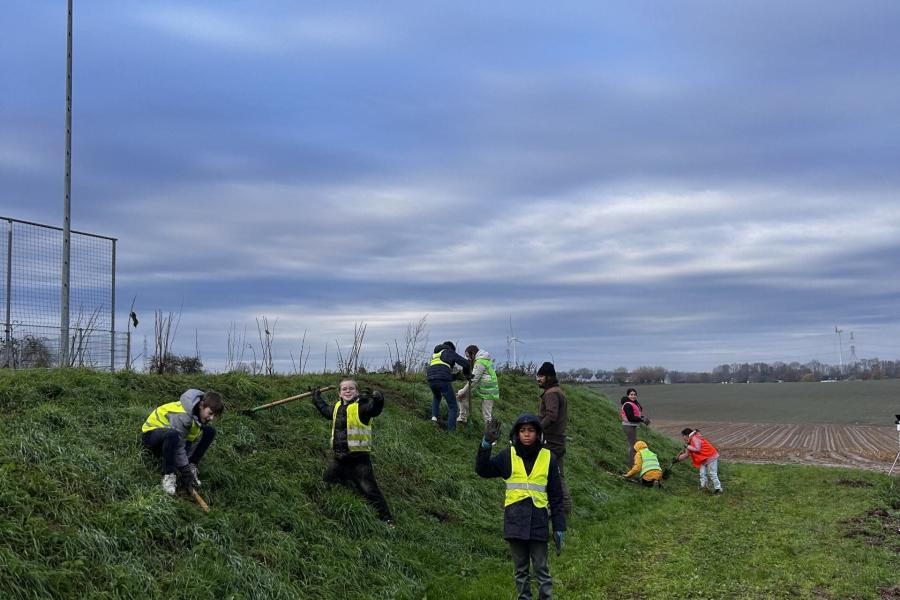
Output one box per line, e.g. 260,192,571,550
536,361,572,515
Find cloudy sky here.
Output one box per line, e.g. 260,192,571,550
3,1,900,373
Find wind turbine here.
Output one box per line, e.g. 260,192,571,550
506,317,525,366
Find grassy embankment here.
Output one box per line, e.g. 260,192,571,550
0,369,897,599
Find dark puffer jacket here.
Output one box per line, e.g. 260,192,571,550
475,413,566,541
314,392,384,458
426,342,471,383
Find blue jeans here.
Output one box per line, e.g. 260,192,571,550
700,458,722,491
429,381,458,431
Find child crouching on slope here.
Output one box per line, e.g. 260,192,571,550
141,389,224,496
623,440,663,488
476,414,566,600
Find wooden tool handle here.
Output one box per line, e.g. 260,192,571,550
191,488,210,513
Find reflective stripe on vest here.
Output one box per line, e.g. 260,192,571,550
331,401,372,452
430,351,451,369
474,357,500,400
638,448,661,477
141,401,201,442
620,401,642,424
504,446,550,508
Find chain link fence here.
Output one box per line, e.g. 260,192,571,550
0,216,127,370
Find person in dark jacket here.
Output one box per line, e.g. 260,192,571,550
426,341,471,432
313,379,393,525
620,388,650,466
476,413,566,600
536,362,571,515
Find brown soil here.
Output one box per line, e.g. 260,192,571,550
653,420,899,473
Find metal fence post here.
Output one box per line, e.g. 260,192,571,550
110,239,116,371
4,219,12,368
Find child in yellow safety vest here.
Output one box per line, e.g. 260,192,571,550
141,389,224,496
475,413,566,600
312,379,393,526
623,441,663,488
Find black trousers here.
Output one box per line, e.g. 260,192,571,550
142,425,216,474
324,453,392,521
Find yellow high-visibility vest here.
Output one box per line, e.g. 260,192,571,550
638,448,661,477
430,351,450,369
331,401,372,452
504,446,550,508
141,401,201,442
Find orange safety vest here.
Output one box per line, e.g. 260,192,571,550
686,432,718,467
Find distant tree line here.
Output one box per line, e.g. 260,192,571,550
558,358,900,384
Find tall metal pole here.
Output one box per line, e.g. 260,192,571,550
835,326,844,376
60,0,73,368
110,239,116,371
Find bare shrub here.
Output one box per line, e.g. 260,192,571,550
225,322,248,372
290,329,311,374
150,308,182,374
387,314,429,378
256,316,277,376
335,322,367,375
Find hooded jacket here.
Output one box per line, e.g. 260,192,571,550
475,414,566,541
457,349,499,399
624,441,663,481
426,342,471,383
141,389,206,468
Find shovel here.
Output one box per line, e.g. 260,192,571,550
245,386,335,414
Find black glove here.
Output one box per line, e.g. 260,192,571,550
179,465,199,491
641,416,651,426
371,390,384,403
309,386,322,403
359,387,373,399
483,418,502,445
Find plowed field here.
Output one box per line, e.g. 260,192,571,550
653,420,899,472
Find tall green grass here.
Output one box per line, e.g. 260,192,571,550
0,369,896,599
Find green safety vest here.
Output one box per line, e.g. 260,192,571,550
474,357,500,401
430,351,450,369
638,448,661,477
331,401,372,452
141,401,201,442
504,446,550,508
